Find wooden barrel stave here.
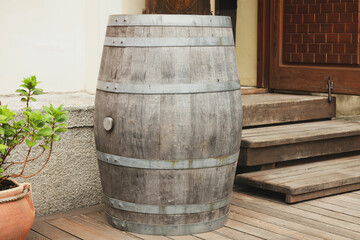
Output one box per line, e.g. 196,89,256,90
98,162,236,205
94,14,241,235
98,46,238,85
106,205,230,225
95,91,242,159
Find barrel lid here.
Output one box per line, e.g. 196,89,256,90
107,14,232,28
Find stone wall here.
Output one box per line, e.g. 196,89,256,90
1,92,101,216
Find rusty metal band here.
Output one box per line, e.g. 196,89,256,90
104,194,232,215
106,212,228,235
96,80,240,94
108,15,232,28
97,151,239,169
104,37,234,47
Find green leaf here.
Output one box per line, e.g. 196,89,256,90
16,89,28,96
54,127,67,133
34,136,42,141
37,128,53,137
0,115,6,122
42,106,51,114
42,145,50,150
30,97,37,102
21,97,27,102
26,139,36,147
0,144,7,150
33,89,44,95
53,135,61,141
0,127,4,135
36,121,45,128
55,115,69,123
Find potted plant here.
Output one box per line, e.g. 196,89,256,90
0,76,69,239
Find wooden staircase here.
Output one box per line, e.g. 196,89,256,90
236,93,360,203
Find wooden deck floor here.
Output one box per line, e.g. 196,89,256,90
27,187,360,240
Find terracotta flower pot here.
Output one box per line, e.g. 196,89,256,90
0,179,35,240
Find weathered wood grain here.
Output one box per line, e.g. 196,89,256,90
31,222,80,240
27,189,360,240
215,227,263,240
193,231,233,240
228,211,319,240
286,183,360,203
242,120,360,148
94,15,242,235
26,231,49,240
242,93,335,127
240,120,360,166
241,87,268,95
236,156,360,203
230,205,325,240
225,218,290,240
232,193,360,239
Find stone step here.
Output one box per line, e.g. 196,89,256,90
236,155,360,203
239,119,360,166
242,93,336,127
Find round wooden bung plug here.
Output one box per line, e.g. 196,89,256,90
103,117,113,131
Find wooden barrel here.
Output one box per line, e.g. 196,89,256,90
94,14,242,236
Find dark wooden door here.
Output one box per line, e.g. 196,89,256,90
146,0,210,15
269,0,360,95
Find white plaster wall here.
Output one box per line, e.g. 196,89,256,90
0,0,145,95
235,0,258,87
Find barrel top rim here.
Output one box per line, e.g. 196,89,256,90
107,14,232,27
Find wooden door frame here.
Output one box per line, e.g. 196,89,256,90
258,0,360,95
257,0,270,89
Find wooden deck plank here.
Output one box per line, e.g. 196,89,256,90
232,192,360,239
84,211,173,240
317,197,360,211
262,161,360,184
132,233,172,240
228,211,320,240
225,218,290,240
35,204,105,223
48,217,139,240
71,214,142,239
168,236,202,240
47,218,110,240
241,121,358,143
26,231,50,240
31,221,80,240
240,136,360,166
236,156,360,201
293,201,360,224
286,183,360,203
28,189,360,240
241,120,360,148
305,200,360,218
193,231,233,240
324,194,360,207
230,204,340,240
214,227,263,240
345,192,360,199
238,156,359,179
242,93,335,127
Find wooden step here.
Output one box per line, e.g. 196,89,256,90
239,120,360,166
235,155,360,203
242,93,336,127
